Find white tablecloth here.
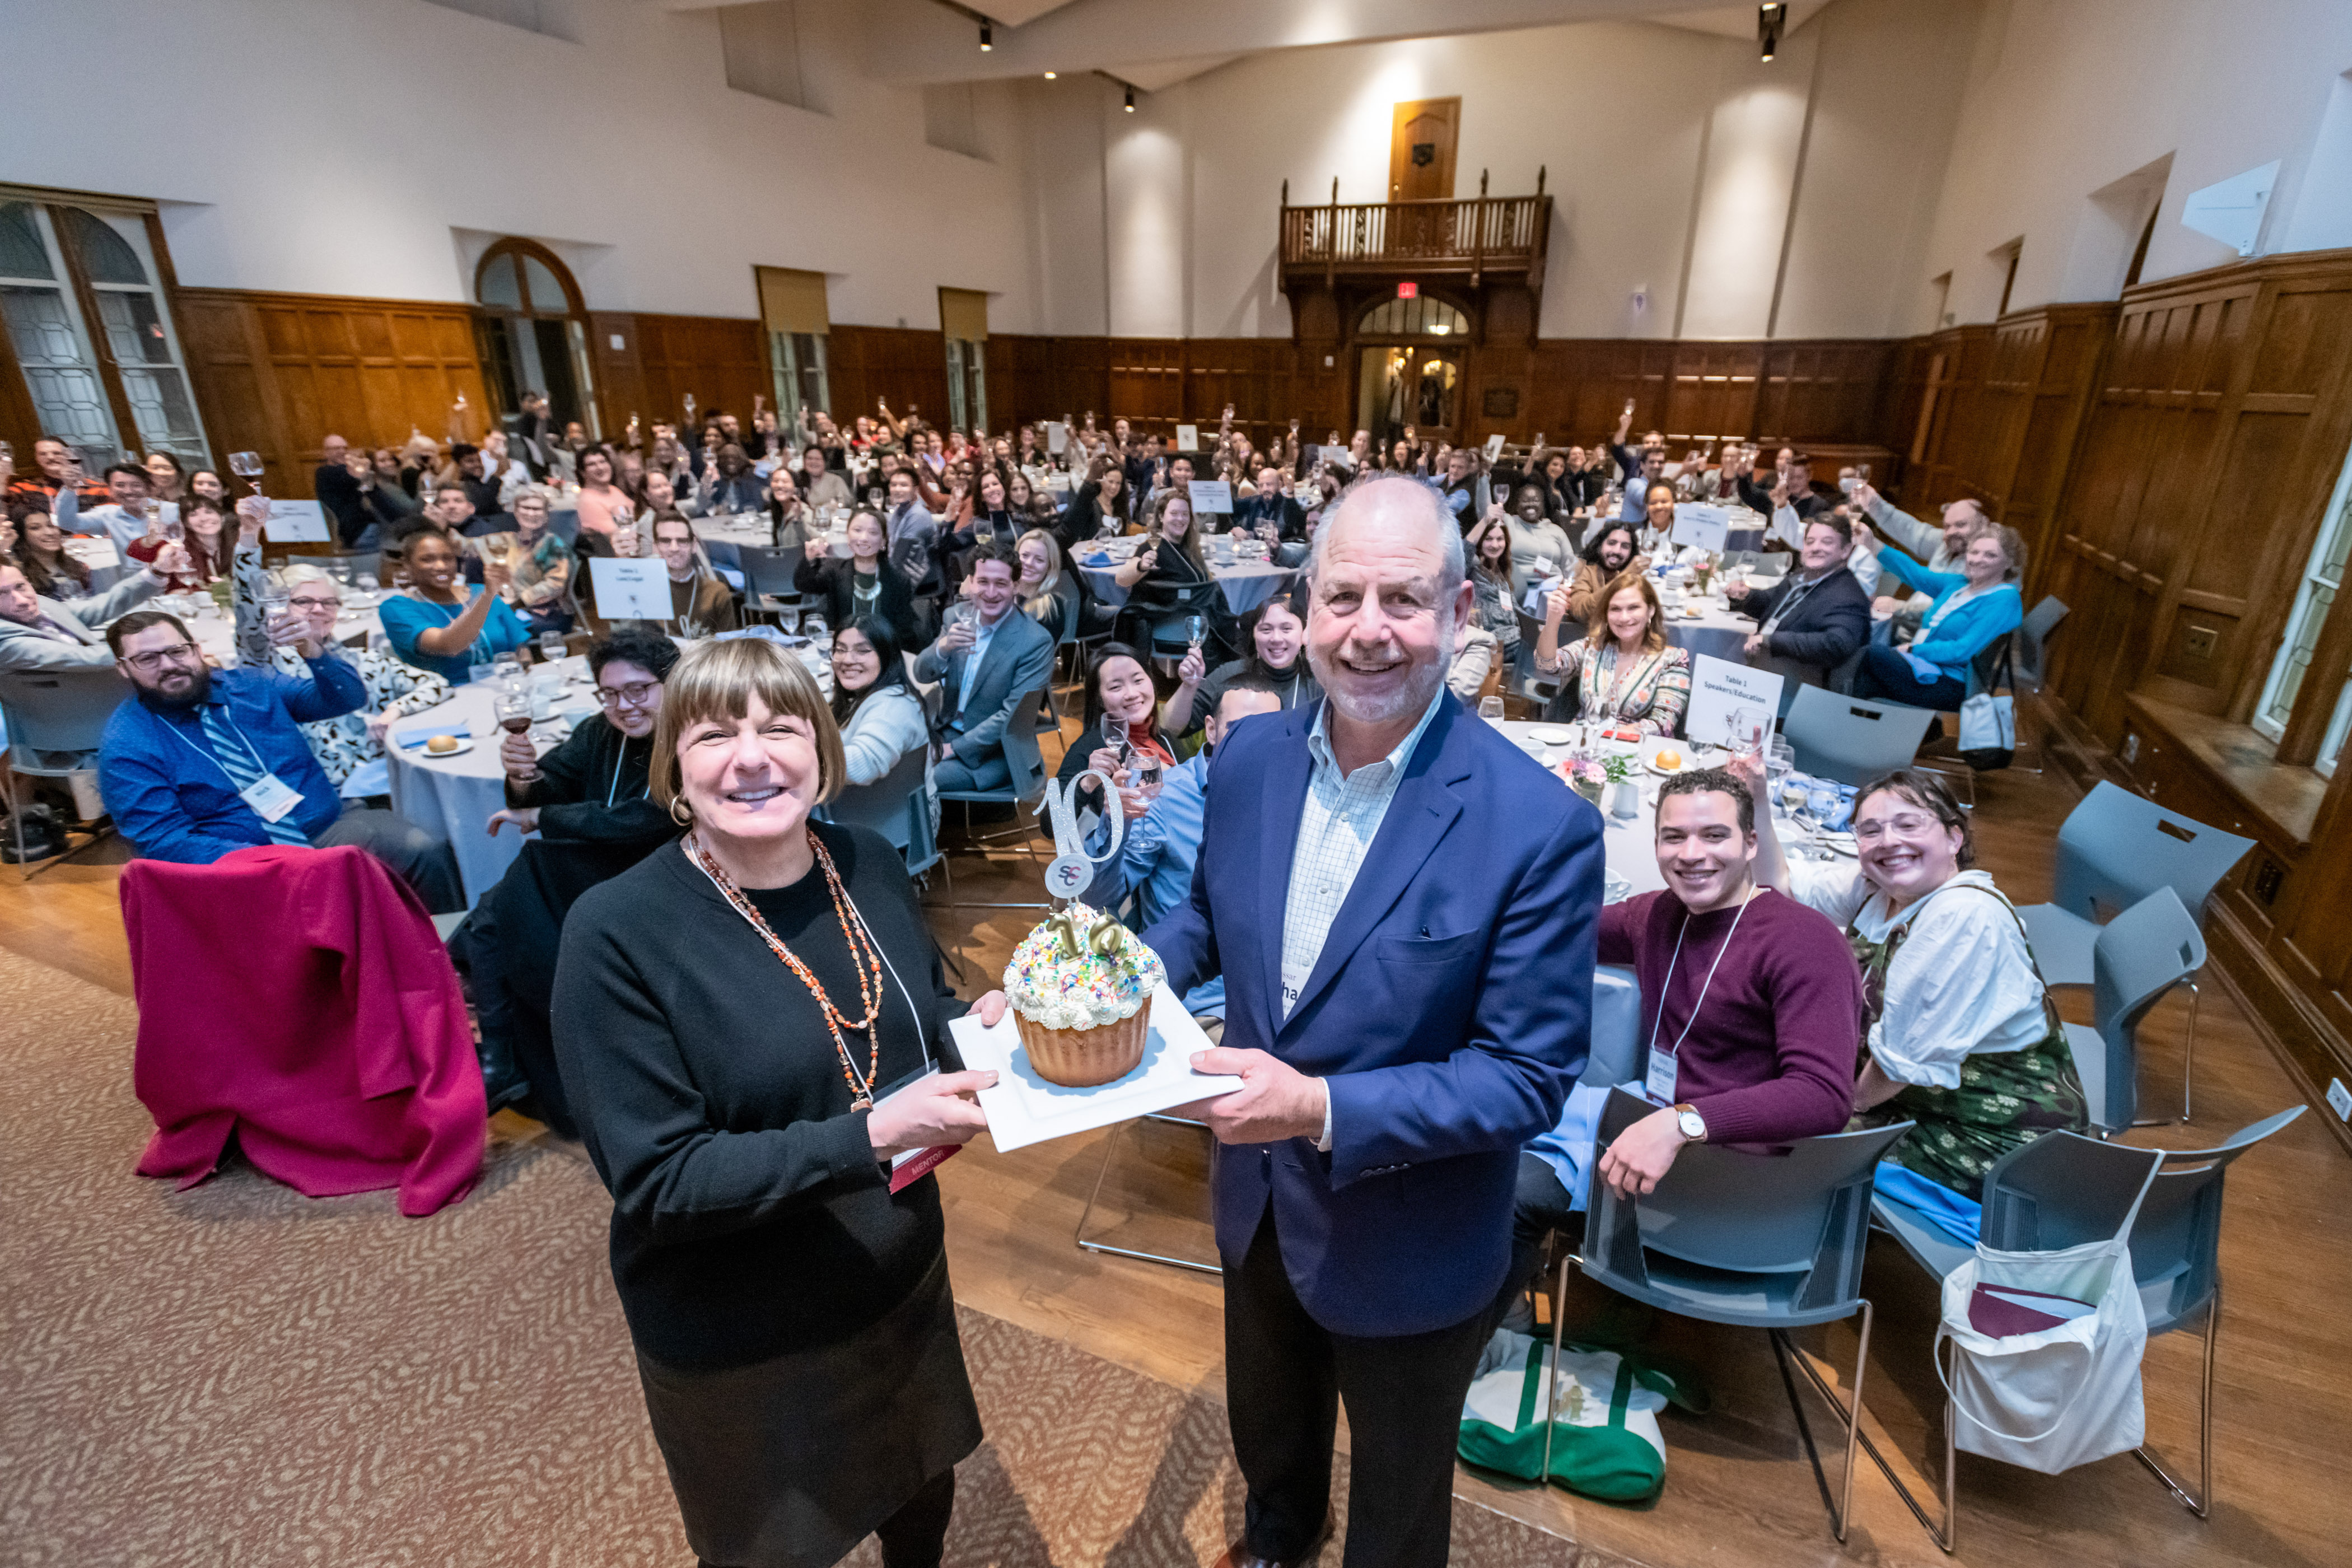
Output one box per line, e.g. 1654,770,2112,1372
1663,600,1757,665
385,642,833,908
1075,558,1299,617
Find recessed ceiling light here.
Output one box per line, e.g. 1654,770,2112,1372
1043,70,1057,79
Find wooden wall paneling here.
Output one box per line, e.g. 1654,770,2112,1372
827,324,950,433
627,313,767,435
175,287,484,500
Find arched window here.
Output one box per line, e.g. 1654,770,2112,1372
1356,295,1469,339
0,198,207,465
473,237,599,441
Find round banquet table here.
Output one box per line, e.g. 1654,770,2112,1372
1662,600,1759,665
384,643,834,908
1074,556,1299,618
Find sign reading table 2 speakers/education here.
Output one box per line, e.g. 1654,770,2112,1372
1683,653,1784,752
588,557,676,622
1186,479,1233,514
260,499,331,544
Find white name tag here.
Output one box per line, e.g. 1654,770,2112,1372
1643,1047,1678,1106
240,772,305,824
1280,960,1309,1019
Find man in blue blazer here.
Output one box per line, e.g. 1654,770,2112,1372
913,544,1056,792
1149,475,1604,1568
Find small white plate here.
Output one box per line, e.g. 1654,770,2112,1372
412,737,474,758
1645,753,1690,777
1530,728,1576,745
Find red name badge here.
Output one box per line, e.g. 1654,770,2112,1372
889,1144,959,1192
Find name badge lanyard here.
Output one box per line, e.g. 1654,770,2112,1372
1642,890,1756,1105
163,707,305,823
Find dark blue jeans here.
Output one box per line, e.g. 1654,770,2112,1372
1854,643,1966,711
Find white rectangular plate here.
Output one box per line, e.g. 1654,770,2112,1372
949,985,1242,1153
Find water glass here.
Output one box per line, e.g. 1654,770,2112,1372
355,573,379,592
469,662,497,687
1479,696,1506,725
803,613,827,642
777,605,801,637
538,630,567,664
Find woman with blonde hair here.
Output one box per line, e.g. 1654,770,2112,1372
1852,519,2024,711
1559,571,1691,735
553,637,1010,1568
1012,527,1071,633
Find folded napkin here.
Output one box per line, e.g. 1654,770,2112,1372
395,721,471,749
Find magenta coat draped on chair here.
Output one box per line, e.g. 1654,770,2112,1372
122,844,485,1216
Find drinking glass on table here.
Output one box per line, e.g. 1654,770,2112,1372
354,572,379,593
469,661,496,687
493,650,524,685
1479,696,1506,725
1765,735,1795,816
776,603,801,638
538,629,567,665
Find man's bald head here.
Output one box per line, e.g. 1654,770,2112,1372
1309,473,1465,598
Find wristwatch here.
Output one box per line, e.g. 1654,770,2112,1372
1673,1103,1707,1143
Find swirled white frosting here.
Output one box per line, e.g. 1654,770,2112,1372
1004,902,1164,1030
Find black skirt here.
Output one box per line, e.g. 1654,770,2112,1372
634,1251,982,1568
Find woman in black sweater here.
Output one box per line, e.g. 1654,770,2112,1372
794,507,921,649
553,638,1007,1568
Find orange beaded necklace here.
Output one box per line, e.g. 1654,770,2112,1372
683,828,889,1108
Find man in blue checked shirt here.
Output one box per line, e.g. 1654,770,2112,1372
98,608,463,911
1081,677,1284,1040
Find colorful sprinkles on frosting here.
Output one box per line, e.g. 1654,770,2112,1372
1004,902,1165,1031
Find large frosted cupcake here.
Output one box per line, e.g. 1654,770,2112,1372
1003,904,1166,1086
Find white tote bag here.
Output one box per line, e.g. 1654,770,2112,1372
1933,1211,2148,1474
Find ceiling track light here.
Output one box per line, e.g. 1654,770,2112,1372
1043,69,1057,80
1123,84,1136,111
979,20,991,50
1758,2,1784,62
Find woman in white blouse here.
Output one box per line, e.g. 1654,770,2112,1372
1747,766,2087,1200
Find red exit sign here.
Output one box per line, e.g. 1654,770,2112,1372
1396,281,1418,299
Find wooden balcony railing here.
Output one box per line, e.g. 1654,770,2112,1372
1279,194,1551,282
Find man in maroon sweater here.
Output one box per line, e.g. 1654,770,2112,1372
1505,767,1863,1298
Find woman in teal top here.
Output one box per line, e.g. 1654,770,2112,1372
379,530,531,682
1853,521,2023,710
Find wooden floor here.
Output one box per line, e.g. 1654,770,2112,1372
19,714,2352,1568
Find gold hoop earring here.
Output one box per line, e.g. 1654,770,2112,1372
670,796,693,827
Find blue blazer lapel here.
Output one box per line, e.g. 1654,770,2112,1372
1278,698,1469,1033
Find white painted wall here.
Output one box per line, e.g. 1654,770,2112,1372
1063,4,1980,343
1915,0,2352,324
5,0,2343,347
0,0,1046,333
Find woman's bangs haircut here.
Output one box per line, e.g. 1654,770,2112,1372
650,638,847,811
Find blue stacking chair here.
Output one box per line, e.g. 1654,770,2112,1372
1569,1088,1912,1541
2017,782,2251,1123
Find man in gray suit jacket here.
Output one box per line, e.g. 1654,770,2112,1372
0,553,181,673
914,544,1055,793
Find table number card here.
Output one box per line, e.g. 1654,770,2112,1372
588,557,675,622
1187,479,1233,514
1485,432,1507,459
1175,423,1200,452
1044,421,1068,454
261,499,332,544
1684,653,1784,751
1669,503,1730,554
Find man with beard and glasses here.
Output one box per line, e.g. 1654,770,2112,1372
97,609,463,912
1500,767,1861,1329
1145,473,1603,1568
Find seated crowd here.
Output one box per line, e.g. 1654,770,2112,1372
1,401,2052,1267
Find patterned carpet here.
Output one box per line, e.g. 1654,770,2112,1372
0,945,1604,1567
